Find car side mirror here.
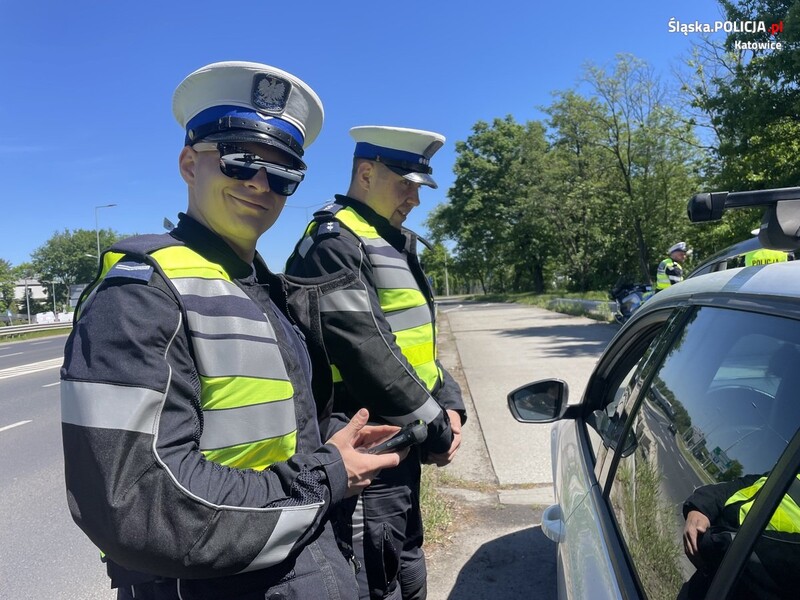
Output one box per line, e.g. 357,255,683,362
507,379,569,423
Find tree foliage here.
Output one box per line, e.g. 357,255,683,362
685,0,800,189
427,55,703,294
0,258,14,311
29,228,120,309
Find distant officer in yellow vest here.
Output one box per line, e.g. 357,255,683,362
61,62,406,600
286,126,466,600
656,241,689,290
744,248,789,266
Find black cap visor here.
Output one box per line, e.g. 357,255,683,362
385,165,438,189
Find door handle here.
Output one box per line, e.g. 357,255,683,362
541,503,565,543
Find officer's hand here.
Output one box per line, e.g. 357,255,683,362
327,409,408,497
683,510,711,558
426,409,462,467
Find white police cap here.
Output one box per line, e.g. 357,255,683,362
173,61,323,169
668,241,688,254
350,126,445,189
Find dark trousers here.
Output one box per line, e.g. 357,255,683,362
113,531,358,600
351,451,426,600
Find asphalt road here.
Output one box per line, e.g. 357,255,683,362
0,336,110,599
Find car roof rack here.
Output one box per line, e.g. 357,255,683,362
687,186,800,251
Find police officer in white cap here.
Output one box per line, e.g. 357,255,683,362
61,62,407,600
286,126,466,600
656,241,690,290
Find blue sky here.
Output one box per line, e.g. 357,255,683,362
0,0,725,273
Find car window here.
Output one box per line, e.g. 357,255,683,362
586,314,680,469
604,306,800,600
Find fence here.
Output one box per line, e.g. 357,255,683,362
0,322,73,339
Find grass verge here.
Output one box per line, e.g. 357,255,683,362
420,465,457,546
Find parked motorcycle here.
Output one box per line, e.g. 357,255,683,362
609,282,654,325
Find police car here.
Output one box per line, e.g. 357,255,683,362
508,187,800,599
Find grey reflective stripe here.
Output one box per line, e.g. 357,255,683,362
172,277,250,300
382,396,442,426
385,304,432,332
193,337,289,379
372,265,419,290
187,311,277,340
360,236,392,250
61,380,163,433
319,289,371,313
297,235,315,259
239,505,323,572
367,251,408,270
200,399,297,450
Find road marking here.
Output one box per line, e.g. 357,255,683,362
440,304,464,313
0,420,32,433
0,358,62,380
43,381,61,388
0,352,23,357
30,340,51,345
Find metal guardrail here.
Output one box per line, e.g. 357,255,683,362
0,322,73,338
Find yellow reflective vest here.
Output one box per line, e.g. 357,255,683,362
725,474,800,534
295,204,441,392
82,242,297,470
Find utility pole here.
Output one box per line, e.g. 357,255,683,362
444,252,450,297
24,278,31,324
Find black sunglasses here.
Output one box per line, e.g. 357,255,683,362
195,143,305,196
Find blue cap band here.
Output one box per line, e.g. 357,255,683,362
354,142,427,166
186,105,304,146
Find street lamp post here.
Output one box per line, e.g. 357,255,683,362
95,204,117,266
41,280,57,317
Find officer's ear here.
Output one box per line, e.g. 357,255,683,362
179,146,198,186
355,160,376,193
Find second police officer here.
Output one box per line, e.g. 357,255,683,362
286,126,466,600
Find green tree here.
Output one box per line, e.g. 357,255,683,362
686,1,800,190
0,258,15,314
419,242,456,296
427,117,535,293
584,54,702,283
30,228,120,309
541,92,619,291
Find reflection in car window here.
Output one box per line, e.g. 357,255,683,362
683,470,800,599
606,307,800,600
586,321,672,464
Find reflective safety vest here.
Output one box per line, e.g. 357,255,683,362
80,239,298,471
656,258,682,290
725,474,800,534
744,249,788,267
297,203,441,392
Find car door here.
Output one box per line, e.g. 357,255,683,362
554,309,676,600
601,302,800,599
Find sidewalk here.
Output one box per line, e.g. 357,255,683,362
425,300,617,599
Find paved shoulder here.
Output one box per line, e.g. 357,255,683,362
444,302,615,487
